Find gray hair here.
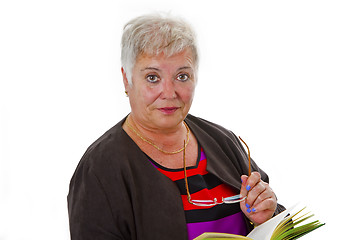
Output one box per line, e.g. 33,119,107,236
121,13,198,84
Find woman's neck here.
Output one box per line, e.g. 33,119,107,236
125,114,188,152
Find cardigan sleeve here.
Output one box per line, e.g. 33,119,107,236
67,161,127,240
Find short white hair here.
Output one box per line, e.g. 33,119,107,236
121,13,199,84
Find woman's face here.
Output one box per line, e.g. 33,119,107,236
123,47,196,131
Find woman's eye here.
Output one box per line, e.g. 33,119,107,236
177,74,189,82
146,75,159,83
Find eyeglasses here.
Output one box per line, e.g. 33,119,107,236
182,136,251,207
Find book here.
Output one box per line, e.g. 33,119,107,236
194,205,325,240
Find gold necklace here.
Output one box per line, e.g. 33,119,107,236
125,117,190,155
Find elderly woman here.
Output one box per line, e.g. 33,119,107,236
68,14,285,240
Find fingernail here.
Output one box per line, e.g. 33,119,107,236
246,185,251,191
245,203,250,208
252,208,256,212
247,208,252,213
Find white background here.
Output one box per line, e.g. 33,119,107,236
1,0,359,239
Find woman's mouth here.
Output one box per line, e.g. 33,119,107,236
158,107,179,114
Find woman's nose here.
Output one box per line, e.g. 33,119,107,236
160,79,177,99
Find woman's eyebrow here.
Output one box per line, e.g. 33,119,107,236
178,66,192,71
141,67,160,72
141,66,193,72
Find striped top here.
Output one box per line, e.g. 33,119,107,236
149,146,248,239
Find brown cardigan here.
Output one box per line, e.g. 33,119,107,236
68,114,285,240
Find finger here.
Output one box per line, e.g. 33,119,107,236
240,172,260,194
240,172,261,214
246,172,261,191
251,186,275,208
251,197,277,213
246,181,267,207
239,175,249,200
241,172,261,202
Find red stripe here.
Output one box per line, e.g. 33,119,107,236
159,158,208,181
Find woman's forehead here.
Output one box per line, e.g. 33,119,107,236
135,48,195,69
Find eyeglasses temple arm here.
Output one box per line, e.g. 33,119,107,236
183,140,192,201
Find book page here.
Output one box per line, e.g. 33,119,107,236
246,205,295,240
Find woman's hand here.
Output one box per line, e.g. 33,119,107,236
240,172,277,226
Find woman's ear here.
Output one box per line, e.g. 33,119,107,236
121,67,130,90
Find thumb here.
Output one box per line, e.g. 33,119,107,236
240,175,249,198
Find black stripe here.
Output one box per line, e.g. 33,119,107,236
175,173,224,195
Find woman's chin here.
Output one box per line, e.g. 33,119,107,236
154,113,186,129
